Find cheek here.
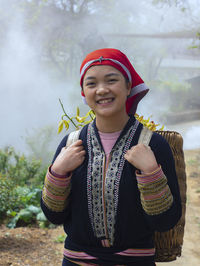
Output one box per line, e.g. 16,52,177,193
82,87,89,99
83,91,95,106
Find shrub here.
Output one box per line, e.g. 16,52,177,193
0,147,49,227
4,186,51,228
0,176,17,222
0,146,46,186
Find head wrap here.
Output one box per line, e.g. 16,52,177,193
80,48,149,114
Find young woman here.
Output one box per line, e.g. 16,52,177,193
41,48,182,266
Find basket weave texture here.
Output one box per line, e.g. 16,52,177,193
154,131,187,262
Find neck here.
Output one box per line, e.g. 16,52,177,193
95,112,130,133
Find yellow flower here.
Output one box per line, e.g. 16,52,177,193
63,120,69,130
135,113,164,131
76,116,87,123
76,107,80,117
87,110,95,119
58,120,64,134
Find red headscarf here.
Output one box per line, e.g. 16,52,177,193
80,48,149,114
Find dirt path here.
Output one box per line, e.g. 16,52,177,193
157,149,200,266
0,149,200,266
0,226,64,265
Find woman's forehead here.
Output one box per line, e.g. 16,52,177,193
84,65,122,78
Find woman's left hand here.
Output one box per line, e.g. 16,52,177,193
124,144,158,174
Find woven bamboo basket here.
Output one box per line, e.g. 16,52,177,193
154,131,187,262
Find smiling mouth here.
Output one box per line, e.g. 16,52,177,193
97,98,114,104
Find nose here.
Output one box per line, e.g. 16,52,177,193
96,84,109,95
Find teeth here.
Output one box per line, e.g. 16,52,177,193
98,99,113,104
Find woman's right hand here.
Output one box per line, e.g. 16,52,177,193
51,140,86,175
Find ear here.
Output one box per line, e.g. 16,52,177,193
81,90,85,97
127,82,132,97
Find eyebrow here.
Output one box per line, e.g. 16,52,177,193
105,73,120,78
84,73,120,81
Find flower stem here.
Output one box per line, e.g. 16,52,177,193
59,98,77,128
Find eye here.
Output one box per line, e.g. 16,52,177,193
85,82,96,88
108,79,117,84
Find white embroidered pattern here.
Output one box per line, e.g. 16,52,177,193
87,120,139,246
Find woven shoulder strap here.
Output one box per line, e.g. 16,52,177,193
138,126,153,146
66,129,81,147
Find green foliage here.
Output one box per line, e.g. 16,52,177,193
0,146,45,186
0,182,47,228
6,204,50,229
54,234,66,243
188,32,200,50
2,185,51,228
158,80,191,93
7,205,41,228
0,147,50,228
36,211,50,228
0,176,18,220
148,77,190,93
149,79,191,112
14,186,42,207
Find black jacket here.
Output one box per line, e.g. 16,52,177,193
41,116,182,265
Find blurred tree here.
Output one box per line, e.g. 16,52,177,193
0,0,147,81
0,0,150,80
0,0,110,79
21,0,108,77
152,0,200,49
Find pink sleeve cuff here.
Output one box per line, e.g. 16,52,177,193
135,165,173,215
136,165,163,184
49,165,71,178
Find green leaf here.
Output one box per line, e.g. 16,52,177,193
27,205,41,214
7,216,19,228
6,210,17,217
17,209,33,223
188,45,198,49
36,211,47,222
54,234,66,243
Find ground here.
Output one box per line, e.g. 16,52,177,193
0,149,200,266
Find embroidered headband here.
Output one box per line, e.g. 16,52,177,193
80,48,149,114
80,57,132,84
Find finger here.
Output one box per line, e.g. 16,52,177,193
79,150,86,156
129,145,137,151
66,140,82,149
73,145,85,153
76,153,86,162
125,149,131,155
61,147,67,153
124,153,129,160
125,148,130,153
143,144,150,148
72,139,83,146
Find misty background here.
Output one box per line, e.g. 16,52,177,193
0,0,200,163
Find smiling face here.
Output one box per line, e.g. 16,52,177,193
82,65,131,121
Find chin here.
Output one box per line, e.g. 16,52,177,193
97,110,120,118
